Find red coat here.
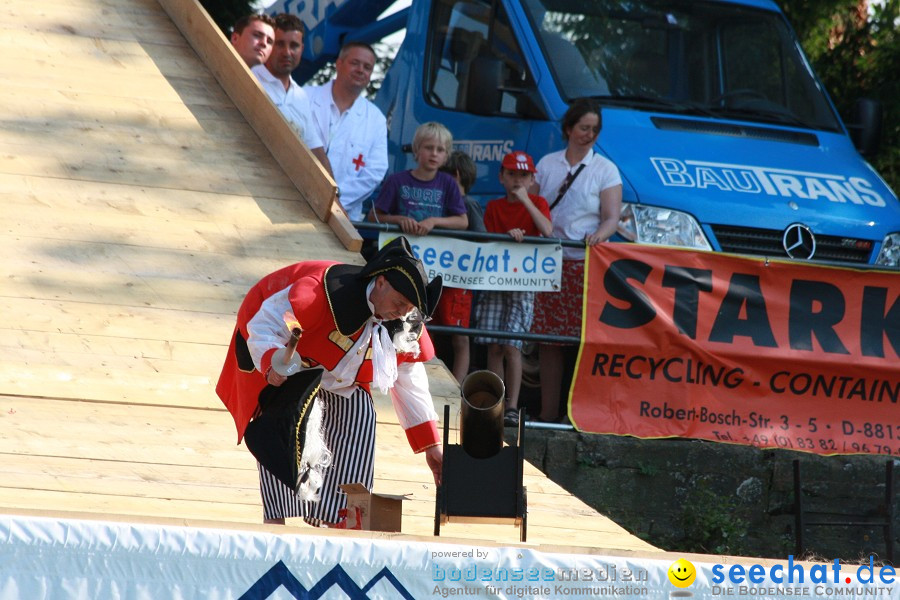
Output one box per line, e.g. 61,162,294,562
216,261,437,448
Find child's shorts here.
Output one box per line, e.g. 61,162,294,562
474,290,535,350
432,286,473,328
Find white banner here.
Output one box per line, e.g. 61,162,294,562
378,233,563,292
1,515,897,599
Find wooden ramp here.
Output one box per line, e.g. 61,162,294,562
0,0,657,554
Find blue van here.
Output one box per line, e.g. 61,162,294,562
368,0,899,268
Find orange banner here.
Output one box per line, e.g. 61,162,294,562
570,244,900,456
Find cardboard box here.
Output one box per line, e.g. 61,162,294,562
337,483,406,532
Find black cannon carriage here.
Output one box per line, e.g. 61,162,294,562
434,371,527,542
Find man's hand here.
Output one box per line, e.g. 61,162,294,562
265,366,287,386
424,445,443,486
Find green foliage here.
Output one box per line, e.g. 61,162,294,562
780,0,900,194
679,481,750,555
637,462,659,477
198,0,256,35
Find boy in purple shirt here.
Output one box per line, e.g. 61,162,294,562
371,122,469,383
372,122,468,233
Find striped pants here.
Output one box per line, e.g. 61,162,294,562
257,387,376,524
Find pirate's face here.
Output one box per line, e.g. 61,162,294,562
370,276,416,321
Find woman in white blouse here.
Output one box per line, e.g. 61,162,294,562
531,98,623,423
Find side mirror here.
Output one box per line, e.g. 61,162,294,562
515,92,548,120
466,56,503,115
847,98,882,158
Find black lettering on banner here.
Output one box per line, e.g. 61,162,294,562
789,280,849,354
598,259,655,328
592,353,610,375
661,266,713,339
860,286,900,358
708,273,777,346
593,353,649,379
662,357,683,383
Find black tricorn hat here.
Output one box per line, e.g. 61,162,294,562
244,368,323,492
359,236,443,317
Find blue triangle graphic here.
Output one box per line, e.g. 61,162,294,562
239,561,415,599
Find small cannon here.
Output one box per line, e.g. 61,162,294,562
434,370,527,542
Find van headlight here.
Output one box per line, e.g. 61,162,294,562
875,233,900,268
617,203,712,250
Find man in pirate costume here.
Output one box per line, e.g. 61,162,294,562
217,237,443,525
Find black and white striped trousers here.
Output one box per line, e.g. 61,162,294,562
257,386,376,524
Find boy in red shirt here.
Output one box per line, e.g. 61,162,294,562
475,152,552,426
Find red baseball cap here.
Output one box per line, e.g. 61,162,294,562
501,151,537,173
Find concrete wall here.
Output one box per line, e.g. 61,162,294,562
521,430,897,561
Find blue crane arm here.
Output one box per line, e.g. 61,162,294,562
263,0,409,84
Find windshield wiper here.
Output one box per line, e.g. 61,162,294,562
594,95,719,117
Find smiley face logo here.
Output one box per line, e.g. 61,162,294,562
668,558,697,587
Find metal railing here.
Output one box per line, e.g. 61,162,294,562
355,220,586,248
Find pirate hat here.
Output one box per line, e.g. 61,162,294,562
359,236,443,317
243,368,324,492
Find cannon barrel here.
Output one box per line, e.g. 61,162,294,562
459,370,505,459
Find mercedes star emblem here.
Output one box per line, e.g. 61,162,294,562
782,223,816,260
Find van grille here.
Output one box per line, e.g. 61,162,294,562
710,225,874,264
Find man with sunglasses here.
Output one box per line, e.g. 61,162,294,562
217,237,443,526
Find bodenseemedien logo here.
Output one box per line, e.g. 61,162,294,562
668,559,697,588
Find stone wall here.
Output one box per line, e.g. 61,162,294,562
520,429,897,561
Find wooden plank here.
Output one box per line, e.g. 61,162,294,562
0,110,270,160
0,488,260,524
5,0,166,17
0,87,243,122
0,3,187,47
0,28,215,79
0,68,228,106
157,0,337,219
0,141,302,200
0,332,225,378
0,173,343,235
0,366,221,408
0,297,231,345
328,200,364,253
2,207,321,260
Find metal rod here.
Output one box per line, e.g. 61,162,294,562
523,421,574,431
426,324,579,345
353,220,587,248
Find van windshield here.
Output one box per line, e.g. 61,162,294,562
522,0,842,132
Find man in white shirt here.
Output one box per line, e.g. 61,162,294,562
230,14,275,67
251,14,332,174
305,42,389,221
